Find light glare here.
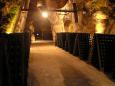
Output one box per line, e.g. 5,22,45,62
94,11,107,33
95,22,105,33
95,12,107,20
42,11,48,18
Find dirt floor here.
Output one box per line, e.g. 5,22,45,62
28,41,115,86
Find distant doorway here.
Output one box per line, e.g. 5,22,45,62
34,18,53,40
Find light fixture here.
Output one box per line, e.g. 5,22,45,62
42,11,48,18
36,33,39,36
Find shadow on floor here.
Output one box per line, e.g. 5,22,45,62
28,71,40,86
60,63,92,86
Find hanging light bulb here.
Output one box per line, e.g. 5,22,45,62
42,11,48,18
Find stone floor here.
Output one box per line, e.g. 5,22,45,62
28,41,115,86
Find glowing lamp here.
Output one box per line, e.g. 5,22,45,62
42,11,48,18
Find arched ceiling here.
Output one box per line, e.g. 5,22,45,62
43,0,68,9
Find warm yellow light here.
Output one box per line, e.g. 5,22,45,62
42,11,48,18
95,22,105,33
37,3,42,7
94,11,107,20
94,11,107,33
6,14,17,34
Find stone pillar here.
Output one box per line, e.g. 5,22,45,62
29,21,35,41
